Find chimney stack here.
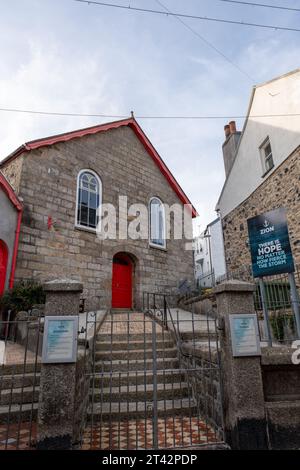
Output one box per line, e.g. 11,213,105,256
224,124,230,139
229,120,236,134
222,120,241,178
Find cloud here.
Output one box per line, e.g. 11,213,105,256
0,0,299,232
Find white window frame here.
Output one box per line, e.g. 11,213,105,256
75,169,102,232
259,137,274,176
149,196,167,250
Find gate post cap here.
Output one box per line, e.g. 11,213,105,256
214,280,255,295
43,279,83,293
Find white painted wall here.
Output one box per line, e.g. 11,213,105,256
209,218,227,282
217,70,300,218
193,218,226,286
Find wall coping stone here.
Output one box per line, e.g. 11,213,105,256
214,279,255,294
43,279,83,293
261,346,296,365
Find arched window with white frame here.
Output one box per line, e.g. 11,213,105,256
149,197,166,248
76,170,101,230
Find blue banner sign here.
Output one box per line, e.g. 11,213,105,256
247,208,294,278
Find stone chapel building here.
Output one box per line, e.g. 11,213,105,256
0,117,197,310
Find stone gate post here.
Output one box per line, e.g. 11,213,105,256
36,279,83,450
214,280,268,450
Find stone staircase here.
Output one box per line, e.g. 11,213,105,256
0,364,40,424
87,312,198,424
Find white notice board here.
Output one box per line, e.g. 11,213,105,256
42,316,78,364
229,314,261,357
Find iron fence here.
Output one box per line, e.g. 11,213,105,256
219,264,300,345
81,300,225,450
0,309,44,450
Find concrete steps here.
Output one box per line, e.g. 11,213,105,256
94,358,180,372
0,363,41,375
95,347,178,361
0,373,40,389
97,332,172,342
89,382,190,402
88,398,197,421
0,370,40,422
88,314,197,424
90,370,186,387
0,386,39,406
96,339,174,350
0,403,38,424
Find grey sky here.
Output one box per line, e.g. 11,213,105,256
1,0,300,231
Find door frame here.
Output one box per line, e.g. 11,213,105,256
111,253,134,309
0,240,8,296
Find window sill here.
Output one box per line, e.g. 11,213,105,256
74,224,97,234
261,166,275,178
149,242,167,252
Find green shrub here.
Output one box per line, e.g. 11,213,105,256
0,280,45,313
270,314,295,342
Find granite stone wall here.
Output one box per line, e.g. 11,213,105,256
1,126,194,310
222,146,300,273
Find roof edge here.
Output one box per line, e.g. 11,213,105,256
0,117,198,218
0,171,23,211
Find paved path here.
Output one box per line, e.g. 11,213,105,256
0,342,40,366
99,312,163,335
168,309,216,337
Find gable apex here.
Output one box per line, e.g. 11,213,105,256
0,117,198,218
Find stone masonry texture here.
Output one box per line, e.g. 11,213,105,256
1,126,194,310
222,146,300,274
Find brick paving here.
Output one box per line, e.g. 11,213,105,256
0,422,36,450
82,417,219,450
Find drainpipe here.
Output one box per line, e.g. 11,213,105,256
9,208,23,289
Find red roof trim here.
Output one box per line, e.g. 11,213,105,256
0,118,198,217
0,171,23,211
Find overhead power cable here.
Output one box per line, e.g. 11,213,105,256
1,106,300,120
154,0,254,82
73,0,300,33
217,0,300,13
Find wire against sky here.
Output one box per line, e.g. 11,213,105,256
217,0,300,13
154,0,254,82
73,0,300,33
1,106,300,120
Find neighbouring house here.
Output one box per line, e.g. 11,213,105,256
0,117,197,310
193,218,226,288
0,171,23,296
216,69,300,274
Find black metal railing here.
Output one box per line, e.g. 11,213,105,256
0,309,44,450
208,263,300,346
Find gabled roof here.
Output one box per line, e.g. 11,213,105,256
0,171,22,211
0,117,198,217
216,68,300,212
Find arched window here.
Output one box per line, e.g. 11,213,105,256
149,197,166,248
76,170,101,229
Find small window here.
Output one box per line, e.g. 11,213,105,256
260,138,274,176
76,170,101,230
149,197,166,249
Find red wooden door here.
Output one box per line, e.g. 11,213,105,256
112,258,132,309
0,241,8,296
